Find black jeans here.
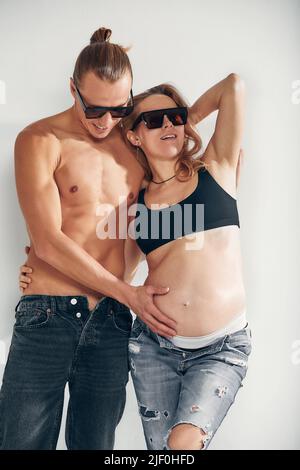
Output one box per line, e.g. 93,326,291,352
0,294,132,449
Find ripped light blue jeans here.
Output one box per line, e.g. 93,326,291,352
128,317,252,450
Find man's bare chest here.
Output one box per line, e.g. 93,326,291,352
55,140,144,209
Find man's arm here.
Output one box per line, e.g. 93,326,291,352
14,129,177,336
123,235,145,284
189,73,245,170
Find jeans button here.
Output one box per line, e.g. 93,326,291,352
76,312,81,318
109,309,114,315
46,308,51,313
71,298,77,305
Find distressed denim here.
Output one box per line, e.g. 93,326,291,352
128,317,252,450
0,294,132,450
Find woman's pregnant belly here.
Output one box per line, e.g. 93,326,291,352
144,227,246,336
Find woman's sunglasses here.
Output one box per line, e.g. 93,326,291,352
74,82,134,119
131,106,188,131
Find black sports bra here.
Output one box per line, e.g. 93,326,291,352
134,167,240,256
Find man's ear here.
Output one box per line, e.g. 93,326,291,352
69,77,76,99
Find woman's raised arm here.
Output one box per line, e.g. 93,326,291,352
189,73,245,170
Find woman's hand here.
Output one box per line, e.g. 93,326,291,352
19,265,33,292
19,245,33,292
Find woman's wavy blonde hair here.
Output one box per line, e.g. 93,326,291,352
121,83,208,182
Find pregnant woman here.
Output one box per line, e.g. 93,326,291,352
19,74,251,450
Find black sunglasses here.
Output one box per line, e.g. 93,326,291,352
73,81,134,119
131,106,188,131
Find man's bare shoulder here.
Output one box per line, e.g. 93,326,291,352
15,114,62,167
17,110,68,142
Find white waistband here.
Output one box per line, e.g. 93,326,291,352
169,310,247,349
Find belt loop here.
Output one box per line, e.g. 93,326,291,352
50,296,56,314
246,327,252,340
14,299,21,313
107,297,113,311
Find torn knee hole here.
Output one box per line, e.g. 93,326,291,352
167,423,207,450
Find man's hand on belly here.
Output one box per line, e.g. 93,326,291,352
127,285,177,338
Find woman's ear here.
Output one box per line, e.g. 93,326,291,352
127,130,140,147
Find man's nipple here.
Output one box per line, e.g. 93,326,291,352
70,185,79,193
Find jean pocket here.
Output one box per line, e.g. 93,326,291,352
111,307,133,335
225,329,252,358
14,306,52,329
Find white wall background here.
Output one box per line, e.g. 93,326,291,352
0,0,299,450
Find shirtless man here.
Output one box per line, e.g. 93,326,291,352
0,27,177,450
